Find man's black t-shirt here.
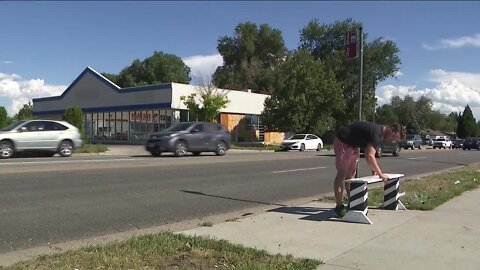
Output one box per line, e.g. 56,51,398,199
336,121,381,148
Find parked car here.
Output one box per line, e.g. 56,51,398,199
145,122,231,157
452,139,465,149
433,137,452,149
280,134,323,151
0,120,83,159
402,134,422,150
361,140,401,158
424,138,434,146
462,137,480,150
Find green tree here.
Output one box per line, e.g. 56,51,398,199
415,96,433,129
101,72,120,85
457,105,477,138
425,110,446,131
15,102,33,120
406,119,421,134
180,75,229,123
63,107,84,131
261,50,344,135
375,104,398,125
299,18,401,125
443,112,459,133
213,22,288,94
107,51,191,88
390,95,416,126
0,106,7,128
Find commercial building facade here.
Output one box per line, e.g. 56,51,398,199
32,67,284,144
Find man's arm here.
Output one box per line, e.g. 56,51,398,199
364,144,389,181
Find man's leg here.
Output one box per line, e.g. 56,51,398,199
333,137,349,217
334,168,348,207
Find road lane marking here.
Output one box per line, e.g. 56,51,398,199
272,166,327,173
0,158,144,166
406,157,427,160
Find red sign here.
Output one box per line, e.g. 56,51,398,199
345,31,357,59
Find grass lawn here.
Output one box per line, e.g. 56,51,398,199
368,164,480,210
73,144,108,153
4,232,320,270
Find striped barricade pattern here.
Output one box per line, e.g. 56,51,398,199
382,177,407,210
342,173,406,224
343,180,372,224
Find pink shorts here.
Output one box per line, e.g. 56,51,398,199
333,137,359,172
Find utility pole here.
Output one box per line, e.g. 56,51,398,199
358,26,364,121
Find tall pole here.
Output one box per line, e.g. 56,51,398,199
355,27,364,179
358,27,364,121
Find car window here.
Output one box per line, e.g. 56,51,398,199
289,134,306,140
307,135,317,140
167,122,193,132
23,121,47,132
216,124,225,131
192,124,204,133
46,121,68,131
1,120,26,131
203,123,218,133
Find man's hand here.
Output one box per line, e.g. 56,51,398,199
379,173,390,182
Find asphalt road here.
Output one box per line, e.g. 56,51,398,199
1,148,479,253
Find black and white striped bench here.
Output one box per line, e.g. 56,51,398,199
342,173,406,224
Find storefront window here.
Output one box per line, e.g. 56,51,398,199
85,113,93,141
166,109,173,129
119,111,129,141
180,110,189,122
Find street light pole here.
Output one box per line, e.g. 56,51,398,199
358,26,364,121
355,27,364,179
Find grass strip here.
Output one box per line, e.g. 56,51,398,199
4,232,320,270
368,165,480,210
74,144,108,153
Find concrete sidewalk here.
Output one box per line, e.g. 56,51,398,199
181,189,480,270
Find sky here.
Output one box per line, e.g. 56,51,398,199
1,1,480,120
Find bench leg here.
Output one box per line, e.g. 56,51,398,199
342,181,372,224
342,209,372,224
381,177,407,210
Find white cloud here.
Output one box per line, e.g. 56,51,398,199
422,33,480,50
376,69,480,120
394,70,403,77
0,73,65,115
2,61,13,64
182,54,223,82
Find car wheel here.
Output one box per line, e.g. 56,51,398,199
0,141,14,159
433,146,436,149
174,141,188,157
215,141,227,156
316,143,322,151
300,143,305,152
392,146,400,157
192,152,201,156
150,151,161,157
58,140,73,157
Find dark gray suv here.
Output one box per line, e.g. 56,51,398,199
146,122,231,157
402,134,422,150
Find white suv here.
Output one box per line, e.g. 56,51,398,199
0,120,83,158
433,137,452,149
